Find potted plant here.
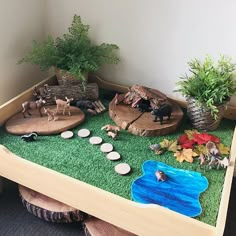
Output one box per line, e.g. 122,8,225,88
176,55,236,130
18,15,120,88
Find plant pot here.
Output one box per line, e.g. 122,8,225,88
186,97,226,131
55,68,88,86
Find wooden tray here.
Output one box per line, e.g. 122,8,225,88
0,75,235,236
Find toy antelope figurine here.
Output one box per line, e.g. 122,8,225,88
22,97,46,118
55,97,73,116
43,107,58,121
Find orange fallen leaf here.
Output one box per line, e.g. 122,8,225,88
174,149,198,163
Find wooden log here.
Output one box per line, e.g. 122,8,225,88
19,185,85,223
41,83,99,105
93,100,106,114
84,217,136,236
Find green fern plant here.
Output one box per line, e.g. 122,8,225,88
176,55,236,119
18,15,120,83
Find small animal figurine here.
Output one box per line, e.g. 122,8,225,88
22,97,46,118
151,103,172,124
155,170,167,182
208,155,219,169
101,124,121,133
107,131,118,140
217,157,229,169
55,97,73,116
206,141,220,156
149,144,163,154
136,99,152,112
21,132,38,142
71,99,96,115
198,154,208,170
43,107,58,121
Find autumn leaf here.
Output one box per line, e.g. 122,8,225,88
178,134,189,144
184,129,200,139
178,133,195,149
174,149,198,163
217,143,230,155
194,145,208,156
209,134,220,143
160,139,180,152
180,140,195,149
192,133,220,145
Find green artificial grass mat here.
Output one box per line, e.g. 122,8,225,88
0,97,235,226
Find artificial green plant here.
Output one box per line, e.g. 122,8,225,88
176,55,236,119
18,15,120,82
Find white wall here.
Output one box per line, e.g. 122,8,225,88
46,0,236,105
0,0,47,105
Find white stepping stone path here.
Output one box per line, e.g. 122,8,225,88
89,136,103,145
100,143,113,153
61,131,74,139
78,128,90,138
106,151,121,161
114,163,131,175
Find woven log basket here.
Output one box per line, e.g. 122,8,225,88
55,68,88,86
186,97,226,131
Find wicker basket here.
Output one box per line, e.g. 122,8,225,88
55,68,88,86
186,97,226,131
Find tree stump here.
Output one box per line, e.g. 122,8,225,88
109,98,183,136
18,185,85,223
5,105,85,135
84,217,136,236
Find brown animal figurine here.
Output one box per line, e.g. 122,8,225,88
101,124,121,133
155,170,167,182
22,97,46,118
55,97,73,116
43,107,58,121
206,141,219,156
107,131,118,140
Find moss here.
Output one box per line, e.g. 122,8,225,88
0,102,234,226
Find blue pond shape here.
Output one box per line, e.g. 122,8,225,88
131,160,208,217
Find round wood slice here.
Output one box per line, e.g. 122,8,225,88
106,151,121,161
109,98,183,136
114,163,131,175
18,185,85,223
5,105,85,135
84,216,136,236
78,128,91,138
100,143,113,153
61,131,74,139
89,136,103,145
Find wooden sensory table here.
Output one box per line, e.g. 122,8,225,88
0,75,235,236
